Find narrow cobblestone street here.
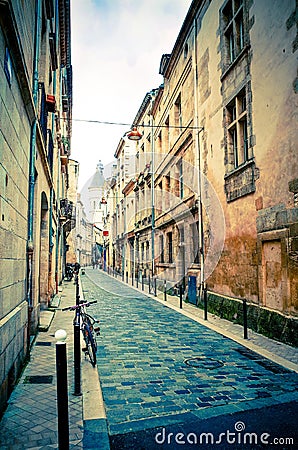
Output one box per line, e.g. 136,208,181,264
81,268,298,449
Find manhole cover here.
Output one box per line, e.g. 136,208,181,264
184,357,224,370
24,375,53,384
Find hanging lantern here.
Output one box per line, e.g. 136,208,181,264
127,127,142,141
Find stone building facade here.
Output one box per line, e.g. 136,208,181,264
75,193,93,267
0,0,73,411
111,138,137,275
112,0,298,345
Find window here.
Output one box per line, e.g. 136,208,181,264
178,159,183,199
174,95,182,131
141,242,145,261
159,234,164,263
191,222,200,264
165,173,170,192
157,130,162,153
226,88,248,169
167,232,173,263
4,47,12,85
165,116,170,151
38,82,48,142
222,0,245,65
184,42,189,59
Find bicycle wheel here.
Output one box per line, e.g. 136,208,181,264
83,324,97,367
85,317,97,352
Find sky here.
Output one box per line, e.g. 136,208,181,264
70,0,193,191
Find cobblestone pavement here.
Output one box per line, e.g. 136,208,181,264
81,268,298,448
1,269,297,449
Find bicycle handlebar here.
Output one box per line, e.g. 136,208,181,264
62,300,97,311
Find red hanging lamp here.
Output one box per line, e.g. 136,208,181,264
127,126,142,141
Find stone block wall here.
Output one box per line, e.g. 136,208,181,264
198,292,298,347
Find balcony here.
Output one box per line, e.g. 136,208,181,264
60,198,73,220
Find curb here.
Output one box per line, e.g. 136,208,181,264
38,309,55,331
80,275,110,450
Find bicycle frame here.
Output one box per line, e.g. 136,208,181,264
62,300,100,366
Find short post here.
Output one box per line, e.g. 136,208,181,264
73,309,81,396
154,277,157,296
131,271,134,286
243,299,248,339
164,280,167,301
126,271,128,283
142,273,144,291
55,330,69,450
203,284,208,321
75,274,80,306
179,285,183,309
148,274,151,294
74,274,81,395
136,274,139,289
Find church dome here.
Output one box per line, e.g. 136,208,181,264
88,161,105,189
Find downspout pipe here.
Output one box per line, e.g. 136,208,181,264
27,0,42,309
192,15,205,301
150,92,155,280
51,0,59,294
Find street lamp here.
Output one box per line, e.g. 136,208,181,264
127,127,142,141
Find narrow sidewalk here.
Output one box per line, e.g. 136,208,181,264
0,279,106,450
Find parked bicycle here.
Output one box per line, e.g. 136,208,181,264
62,300,100,366
65,263,74,281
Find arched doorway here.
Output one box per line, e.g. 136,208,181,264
39,192,49,308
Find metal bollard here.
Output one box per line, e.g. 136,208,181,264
74,274,81,395
148,274,151,293
126,271,128,283
73,310,81,396
243,299,248,339
75,274,80,306
136,275,139,289
203,285,208,320
179,285,183,309
164,280,167,301
131,272,134,286
55,330,69,449
154,278,157,296
142,274,144,291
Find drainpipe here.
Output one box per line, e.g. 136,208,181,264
55,114,61,292
49,84,57,298
193,16,205,300
150,92,155,281
53,0,61,294
27,0,42,325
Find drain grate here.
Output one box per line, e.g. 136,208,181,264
235,347,291,374
24,375,53,384
35,342,52,346
184,357,224,370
